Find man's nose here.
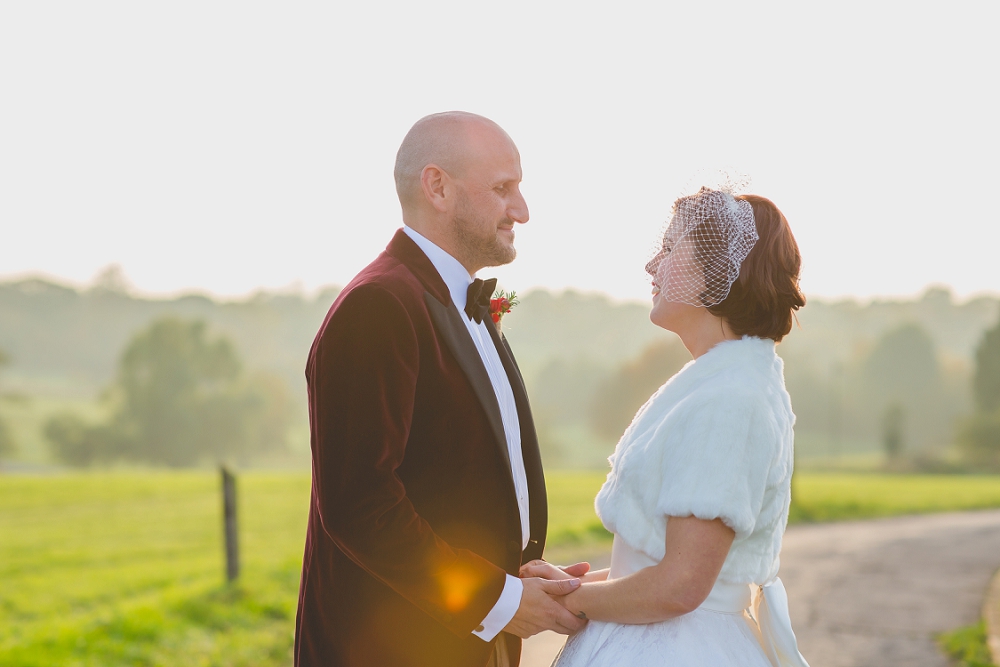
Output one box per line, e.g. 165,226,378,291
509,191,529,224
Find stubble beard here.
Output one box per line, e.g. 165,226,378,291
452,197,516,270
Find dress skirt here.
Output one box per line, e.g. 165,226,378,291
550,537,774,667
551,607,772,667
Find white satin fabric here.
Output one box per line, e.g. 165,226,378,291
704,577,809,667
751,578,810,667
551,537,809,667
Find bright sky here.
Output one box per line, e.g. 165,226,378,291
1,2,997,303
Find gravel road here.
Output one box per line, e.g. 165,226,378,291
522,509,1000,667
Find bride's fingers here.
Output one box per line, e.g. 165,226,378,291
519,563,549,578
518,560,548,577
560,562,591,577
520,562,573,580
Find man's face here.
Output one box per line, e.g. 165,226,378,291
448,130,529,272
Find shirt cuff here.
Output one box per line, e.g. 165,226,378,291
471,574,523,642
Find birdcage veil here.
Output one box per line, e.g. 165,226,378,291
649,171,758,307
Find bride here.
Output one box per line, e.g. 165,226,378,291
524,186,809,667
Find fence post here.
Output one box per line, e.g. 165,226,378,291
220,466,239,583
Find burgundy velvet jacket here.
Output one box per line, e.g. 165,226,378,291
294,230,547,667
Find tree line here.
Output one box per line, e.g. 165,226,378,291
527,311,1000,472
2,278,999,470
959,316,1000,468
0,350,15,459
43,318,292,467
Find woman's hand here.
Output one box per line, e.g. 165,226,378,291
520,560,591,581
546,516,735,625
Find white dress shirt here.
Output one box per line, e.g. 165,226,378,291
402,226,529,642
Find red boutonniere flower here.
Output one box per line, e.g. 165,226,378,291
489,290,518,325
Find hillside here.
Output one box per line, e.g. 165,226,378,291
1,278,997,468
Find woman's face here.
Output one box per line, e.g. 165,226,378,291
645,223,706,331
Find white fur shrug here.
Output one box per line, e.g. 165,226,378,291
595,336,795,585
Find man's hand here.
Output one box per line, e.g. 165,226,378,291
519,559,590,581
502,577,587,638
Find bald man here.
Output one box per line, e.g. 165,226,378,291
294,112,586,667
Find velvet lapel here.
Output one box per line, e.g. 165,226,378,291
423,293,514,480
385,229,452,306
387,229,513,480
391,227,543,552
485,322,548,559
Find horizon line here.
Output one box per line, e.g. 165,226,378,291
2,271,998,308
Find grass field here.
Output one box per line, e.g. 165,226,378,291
0,472,309,667
3,471,1000,665
548,471,1000,543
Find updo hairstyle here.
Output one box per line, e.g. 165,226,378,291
706,195,805,342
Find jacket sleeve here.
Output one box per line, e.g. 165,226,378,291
307,283,507,636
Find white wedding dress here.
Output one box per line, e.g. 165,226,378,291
552,337,808,667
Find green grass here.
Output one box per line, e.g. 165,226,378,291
545,471,612,545
3,471,1000,665
939,621,995,667
547,472,1000,544
789,473,1000,523
0,472,310,666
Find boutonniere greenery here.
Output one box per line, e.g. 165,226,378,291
489,290,518,325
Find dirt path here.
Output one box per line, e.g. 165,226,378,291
522,509,1000,667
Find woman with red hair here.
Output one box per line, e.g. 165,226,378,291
527,186,810,667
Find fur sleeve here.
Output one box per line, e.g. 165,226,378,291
654,390,777,540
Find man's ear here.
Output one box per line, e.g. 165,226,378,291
420,164,452,213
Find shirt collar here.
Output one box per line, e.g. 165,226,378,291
402,226,475,312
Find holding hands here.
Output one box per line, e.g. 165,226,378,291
501,560,592,639
520,560,591,581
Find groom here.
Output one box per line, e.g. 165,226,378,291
294,112,586,667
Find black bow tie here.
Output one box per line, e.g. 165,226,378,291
465,278,497,324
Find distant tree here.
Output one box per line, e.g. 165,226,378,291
0,349,16,459
881,402,905,460
780,359,838,448
864,324,940,400
45,318,292,467
113,318,244,465
957,313,1000,469
240,371,294,458
43,413,121,467
862,323,945,450
90,264,133,294
957,410,1000,471
0,422,14,460
589,338,691,440
530,358,609,424
973,315,1000,413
